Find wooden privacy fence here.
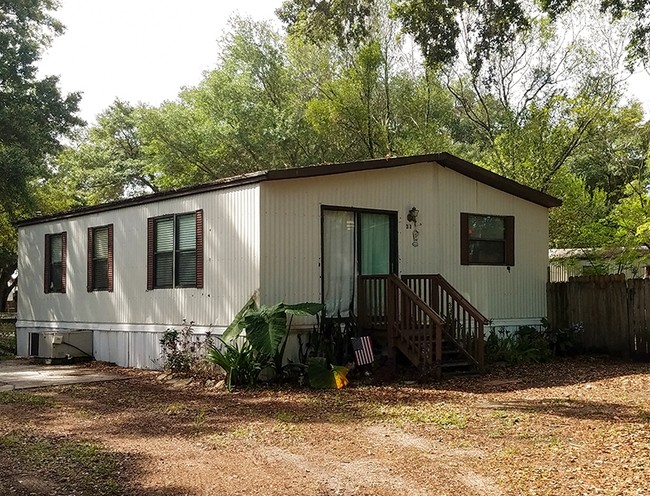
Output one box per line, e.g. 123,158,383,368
547,275,650,359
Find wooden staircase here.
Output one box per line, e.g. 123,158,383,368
358,274,488,377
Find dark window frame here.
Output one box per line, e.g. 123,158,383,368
147,210,203,290
44,232,67,293
460,213,514,266
319,205,399,315
87,224,114,292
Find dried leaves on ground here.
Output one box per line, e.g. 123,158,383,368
0,357,648,495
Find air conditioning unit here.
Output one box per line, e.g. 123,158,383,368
30,331,93,360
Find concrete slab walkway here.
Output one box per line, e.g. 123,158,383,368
0,359,128,391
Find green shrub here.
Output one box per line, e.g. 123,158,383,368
206,338,264,391
485,326,551,363
216,296,324,389
542,319,584,356
159,320,213,376
485,321,584,364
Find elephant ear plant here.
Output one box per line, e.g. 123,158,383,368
206,295,324,390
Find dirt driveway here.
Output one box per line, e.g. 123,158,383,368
0,358,648,495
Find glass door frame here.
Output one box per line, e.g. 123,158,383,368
320,205,399,316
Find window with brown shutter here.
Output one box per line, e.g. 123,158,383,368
147,210,203,289
44,232,66,293
460,213,514,266
88,224,113,292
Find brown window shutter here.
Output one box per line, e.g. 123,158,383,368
87,227,94,292
460,213,469,265
195,209,204,289
108,224,114,292
61,232,67,293
44,234,51,293
147,217,155,290
505,216,515,266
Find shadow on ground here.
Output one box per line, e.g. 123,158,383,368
0,429,192,496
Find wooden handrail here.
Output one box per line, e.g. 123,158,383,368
385,274,443,377
432,274,489,324
387,274,445,326
401,274,488,324
359,273,486,374
401,273,486,370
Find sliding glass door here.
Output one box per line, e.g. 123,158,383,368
322,208,396,317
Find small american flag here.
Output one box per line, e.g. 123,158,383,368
351,336,374,366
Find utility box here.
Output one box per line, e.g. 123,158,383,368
30,331,93,360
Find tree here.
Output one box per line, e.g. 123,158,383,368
138,17,321,187
0,0,82,310
277,0,650,70
53,100,158,206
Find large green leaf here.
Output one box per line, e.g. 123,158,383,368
307,357,349,389
222,294,258,342
283,302,324,316
244,304,288,357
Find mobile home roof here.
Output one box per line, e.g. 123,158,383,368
15,152,561,227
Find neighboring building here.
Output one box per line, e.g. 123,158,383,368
15,153,561,369
549,247,650,282
5,269,18,313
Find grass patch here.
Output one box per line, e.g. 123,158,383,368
193,408,207,427
0,431,125,495
274,411,299,423
365,403,468,429
205,426,256,447
272,411,303,435
492,409,525,428
0,390,54,407
163,402,191,415
230,426,254,439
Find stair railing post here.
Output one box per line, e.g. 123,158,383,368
432,275,440,315
435,320,443,379
358,276,366,331
477,321,485,372
386,276,397,372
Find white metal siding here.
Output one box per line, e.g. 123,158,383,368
17,184,260,367
260,162,549,321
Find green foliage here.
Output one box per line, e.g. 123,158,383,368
277,0,375,48
609,181,650,250
159,321,213,376
243,304,293,358
0,0,82,309
52,100,158,206
306,357,349,389
486,326,552,364
0,0,82,219
299,316,357,366
279,0,650,70
543,321,584,356
279,0,529,73
486,322,584,364
206,338,264,391
221,294,258,342
217,297,324,389
225,299,324,372
548,172,611,248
